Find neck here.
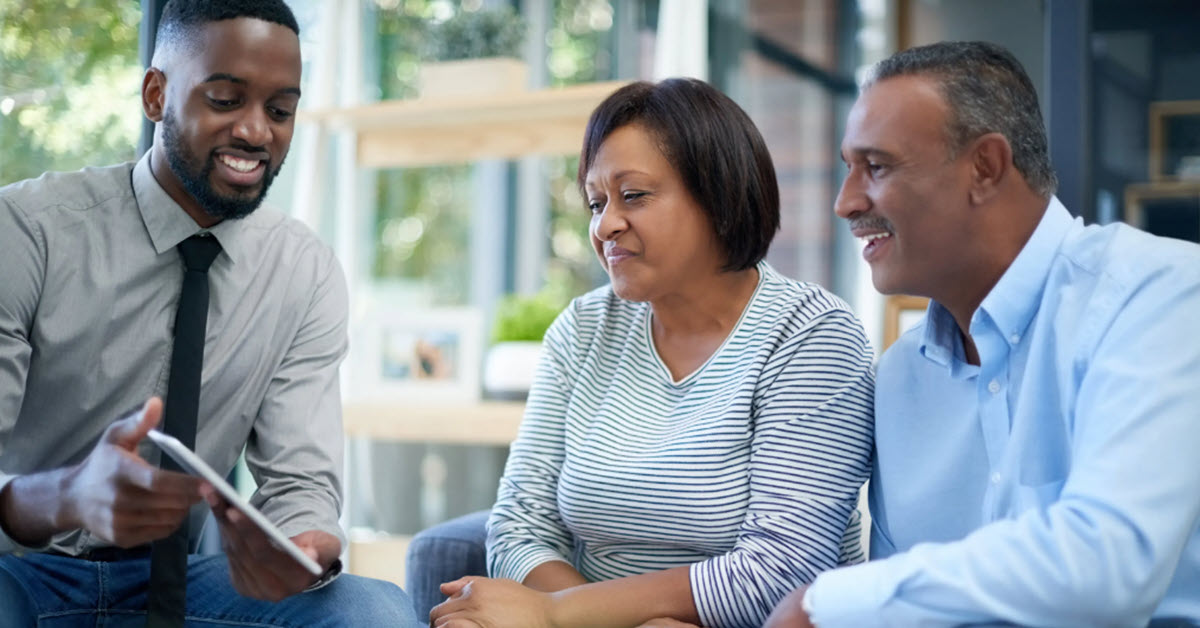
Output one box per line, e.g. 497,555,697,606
148,147,221,229
649,266,760,338
937,191,1049,365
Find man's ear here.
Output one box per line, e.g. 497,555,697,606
968,132,1012,206
142,68,166,123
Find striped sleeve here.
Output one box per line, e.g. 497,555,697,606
485,302,581,582
690,308,876,628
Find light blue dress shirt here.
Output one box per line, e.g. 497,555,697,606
807,197,1200,626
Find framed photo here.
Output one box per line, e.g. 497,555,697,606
883,295,930,350
349,307,484,403
1123,181,1200,244
1149,100,1200,182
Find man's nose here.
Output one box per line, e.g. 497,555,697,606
834,172,869,219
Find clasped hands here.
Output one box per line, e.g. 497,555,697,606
64,397,335,600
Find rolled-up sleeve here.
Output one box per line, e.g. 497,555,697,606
690,310,875,628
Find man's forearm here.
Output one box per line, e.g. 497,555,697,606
0,468,76,547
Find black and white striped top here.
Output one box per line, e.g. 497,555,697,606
486,262,875,628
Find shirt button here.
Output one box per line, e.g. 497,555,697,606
988,379,1001,394
1010,333,1021,344
991,472,1002,484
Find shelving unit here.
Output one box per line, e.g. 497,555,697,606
343,400,525,446
299,80,628,168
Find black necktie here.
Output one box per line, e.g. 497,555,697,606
147,234,222,627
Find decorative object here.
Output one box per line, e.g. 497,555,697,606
351,307,484,403
1123,181,1200,243
418,7,528,99
1148,100,1200,181
482,293,564,400
883,295,930,350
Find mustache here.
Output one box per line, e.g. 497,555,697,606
849,216,894,233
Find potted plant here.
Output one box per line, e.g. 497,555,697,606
482,292,563,400
419,6,528,99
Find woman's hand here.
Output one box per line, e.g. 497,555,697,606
430,576,556,628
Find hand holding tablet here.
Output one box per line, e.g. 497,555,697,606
146,429,324,577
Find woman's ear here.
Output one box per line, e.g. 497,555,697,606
142,68,166,123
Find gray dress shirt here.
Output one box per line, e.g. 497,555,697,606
0,154,349,555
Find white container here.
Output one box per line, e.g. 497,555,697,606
482,341,543,400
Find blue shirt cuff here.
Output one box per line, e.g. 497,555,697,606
807,560,899,627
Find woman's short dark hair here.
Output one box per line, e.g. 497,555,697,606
578,78,780,272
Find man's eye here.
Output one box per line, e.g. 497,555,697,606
268,106,295,121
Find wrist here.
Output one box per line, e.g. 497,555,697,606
53,465,81,532
545,589,571,628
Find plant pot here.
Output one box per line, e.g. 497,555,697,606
418,58,529,100
482,341,543,400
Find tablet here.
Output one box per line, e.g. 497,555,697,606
147,429,324,576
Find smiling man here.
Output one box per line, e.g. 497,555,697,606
0,1,419,626
764,41,1200,627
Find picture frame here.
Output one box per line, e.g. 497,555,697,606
883,295,930,350
1123,181,1200,244
1148,100,1200,182
348,307,484,403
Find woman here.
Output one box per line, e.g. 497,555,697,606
430,78,874,628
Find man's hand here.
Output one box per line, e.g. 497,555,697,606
52,397,203,547
204,487,340,601
763,585,816,628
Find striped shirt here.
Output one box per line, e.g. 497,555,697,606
486,262,875,628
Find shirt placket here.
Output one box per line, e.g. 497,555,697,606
974,317,1013,521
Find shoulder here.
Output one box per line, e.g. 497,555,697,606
1058,220,1200,290
756,263,871,348
240,205,341,275
546,284,641,347
0,163,135,217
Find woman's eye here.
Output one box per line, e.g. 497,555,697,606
622,191,645,203
209,97,238,109
587,200,603,213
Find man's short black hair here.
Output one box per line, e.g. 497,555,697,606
154,0,300,62
578,79,780,272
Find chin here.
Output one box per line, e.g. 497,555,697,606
609,277,650,303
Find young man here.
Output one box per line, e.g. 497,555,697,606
765,41,1200,627
0,1,419,625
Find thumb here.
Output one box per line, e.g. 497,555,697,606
106,397,163,450
439,576,476,596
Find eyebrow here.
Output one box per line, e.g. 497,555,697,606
842,147,897,162
585,169,651,190
201,73,302,97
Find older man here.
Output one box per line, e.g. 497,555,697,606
767,41,1200,627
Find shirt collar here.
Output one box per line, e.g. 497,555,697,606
977,196,1075,345
919,196,1075,367
132,152,250,265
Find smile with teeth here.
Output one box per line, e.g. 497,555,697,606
860,231,892,245
217,154,262,172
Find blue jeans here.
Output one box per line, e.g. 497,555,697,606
404,510,489,621
0,552,420,627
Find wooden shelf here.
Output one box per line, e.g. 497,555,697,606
343,400,525,446
298,81,628,168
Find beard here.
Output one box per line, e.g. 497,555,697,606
160,110,285,221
